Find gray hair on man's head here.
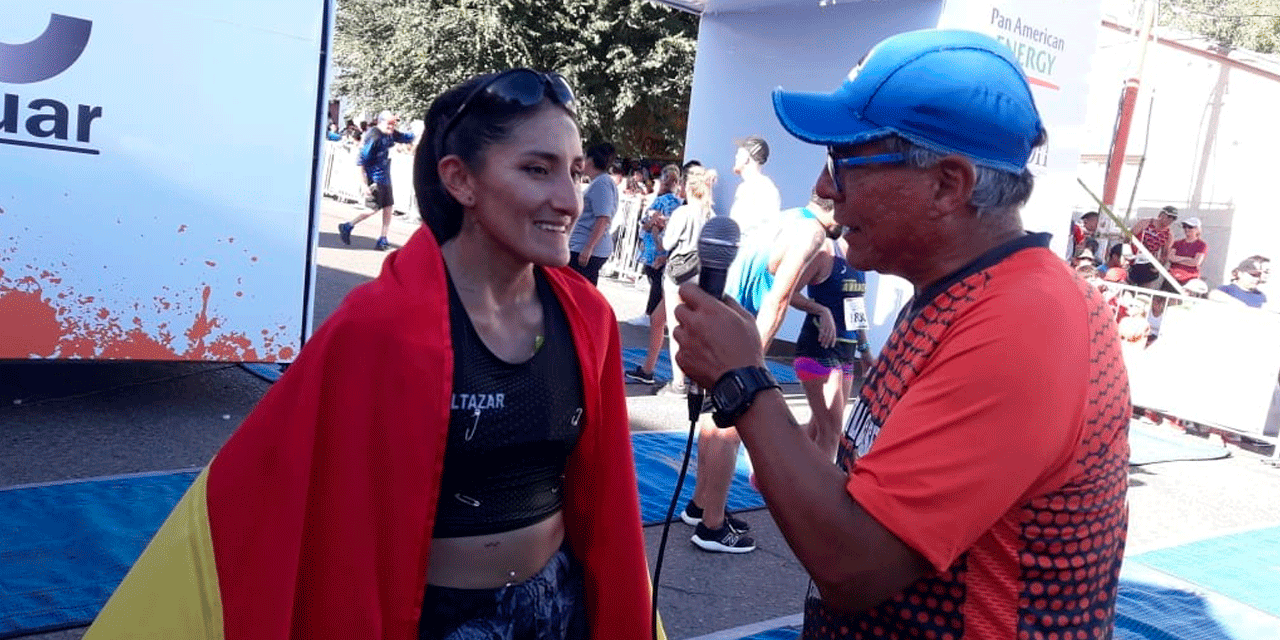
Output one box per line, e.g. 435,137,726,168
881,135,1036,218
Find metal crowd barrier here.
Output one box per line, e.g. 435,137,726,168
602,194,653,284
1094,277,1280,447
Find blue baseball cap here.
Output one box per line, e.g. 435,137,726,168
772,29,1045,174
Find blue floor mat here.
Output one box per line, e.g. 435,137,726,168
728,561,1280,640
0,432,763,637
737,629,801,640
622,348,799,385
1130,526,1280,619
1129,421,1230,466
0,470,200,638
631,430,765,525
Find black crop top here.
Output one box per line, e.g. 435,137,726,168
432,269,585,538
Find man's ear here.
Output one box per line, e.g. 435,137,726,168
438,156,476,208
930,156,977,218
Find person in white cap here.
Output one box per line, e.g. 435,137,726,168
1127,205,1178,287
1167,216,1208,288
671,29,1130,639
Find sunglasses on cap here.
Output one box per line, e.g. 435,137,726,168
826,148,906,194
438,69,576,153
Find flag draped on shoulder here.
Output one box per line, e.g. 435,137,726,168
85,227,653,640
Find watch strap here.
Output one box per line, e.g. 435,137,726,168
711,366,781,428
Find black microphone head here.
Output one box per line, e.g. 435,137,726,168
698,216,740,271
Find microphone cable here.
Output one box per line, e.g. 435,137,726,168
650,387,704,640
650,216,739,640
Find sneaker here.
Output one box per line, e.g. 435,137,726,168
625,365,656,385
691,522,755,553
655,382,687,398
374,236,390,251
338,222,353,245
680,500,751,532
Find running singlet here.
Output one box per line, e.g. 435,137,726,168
808,233,1131,640
727,206,818,315
795,241,867,362
434,270,585,538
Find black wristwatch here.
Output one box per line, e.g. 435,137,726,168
711,366,781,428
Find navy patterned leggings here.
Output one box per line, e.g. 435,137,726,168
418,545,587,640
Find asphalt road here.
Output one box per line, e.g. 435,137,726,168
4,197,1280,639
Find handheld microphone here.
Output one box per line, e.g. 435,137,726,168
688,216,741,421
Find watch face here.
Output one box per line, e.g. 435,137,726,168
713,377,745,411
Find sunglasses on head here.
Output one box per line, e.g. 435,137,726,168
826,147,906,194
438,69,576,154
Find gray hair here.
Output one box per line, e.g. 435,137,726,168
881,136,1036,218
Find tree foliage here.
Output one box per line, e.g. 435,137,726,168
332,0,700,158
1160,0,1280,53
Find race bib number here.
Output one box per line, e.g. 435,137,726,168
844,296,868,330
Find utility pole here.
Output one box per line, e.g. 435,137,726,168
1102,0,1159,211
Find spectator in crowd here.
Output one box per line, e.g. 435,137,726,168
339,110,416,251
625,168,652,196
626,164,684,385
1209,257,1270,308
1117,295,1151,361
1246,254,1272,286
608,162,625,189
671,29,1129,639
658,165,718,399
1166,216,1207,288
1146,293,1169,344
1100,242,1132,283
87,68,652,640
681,159,702,179
1069,210,1101,261
1128,205,1178,287
729,135,783,241
341,119,361,142
1075,262,1100,281
1071,251,1098,270
326,123,342,141
568,143,619,285
790,221,875,462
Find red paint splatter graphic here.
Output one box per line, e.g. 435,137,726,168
0,272,299,362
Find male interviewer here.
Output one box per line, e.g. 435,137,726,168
673,29,1131,639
